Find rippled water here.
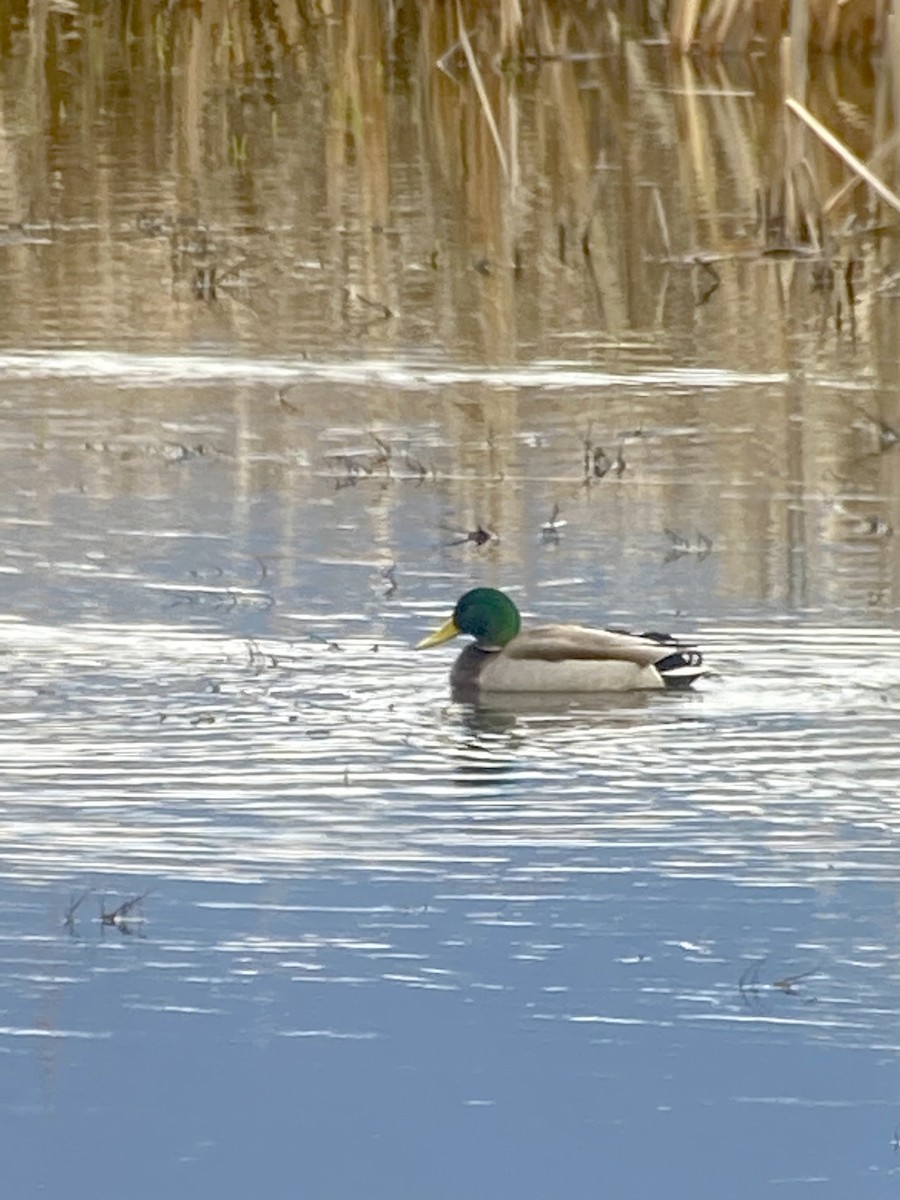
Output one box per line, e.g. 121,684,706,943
4,7,900,1191
2,352,900,1198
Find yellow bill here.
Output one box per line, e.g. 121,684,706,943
416,617,460,649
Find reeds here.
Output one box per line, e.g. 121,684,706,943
0,0,898,355
668,0,883,53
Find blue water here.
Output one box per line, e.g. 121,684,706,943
1,356,900,1198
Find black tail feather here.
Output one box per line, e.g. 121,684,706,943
656,648,704,688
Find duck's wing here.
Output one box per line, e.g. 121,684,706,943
491,623,704,690
505,623,691,667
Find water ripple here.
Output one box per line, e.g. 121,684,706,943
2,615,899,893
0,348,786,390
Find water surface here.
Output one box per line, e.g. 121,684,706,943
2,7,900,1199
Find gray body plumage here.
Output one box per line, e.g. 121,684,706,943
450,623,703,695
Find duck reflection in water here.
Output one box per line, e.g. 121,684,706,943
446,687,694,789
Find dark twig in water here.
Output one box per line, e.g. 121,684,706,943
100,890,152,936
772,964,821,996
245,639,274,674
305,631,342,651
593,447,613,478
857,515,892,538
369,434,392,477
331,453,373,488
540,504,567,543
165,586,273,611
213,255,252,289
444,523,499,547
738,959,765,1007
850,402,900,450
276,386,302,413
738,958,822,1007
343,286,394,322
63,888,92,935
192,263,217,301
403,451,428,481
832,502,893,540
592,445,626,479
404,453,425,477
381,562,398,596
583,421,595,479
694,257,720,305
582,422,626,481
663,529,713,563
330,436,394,488
162,441,217,464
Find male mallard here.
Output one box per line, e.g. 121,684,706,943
416,587,704,694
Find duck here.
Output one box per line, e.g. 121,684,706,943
416,587,704,694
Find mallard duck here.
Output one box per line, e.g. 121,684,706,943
416,587,704,694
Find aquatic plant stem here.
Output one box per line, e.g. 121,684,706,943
786,95,900,217
455,0,510,182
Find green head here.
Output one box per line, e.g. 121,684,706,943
417,588,521,650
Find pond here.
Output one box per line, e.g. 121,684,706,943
1,5,900,1199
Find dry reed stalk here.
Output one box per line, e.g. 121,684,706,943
810,0,873,51
664,0,889,53
668,0,789,53
649,185,671,257
538,36,628,330
678,54,721,242
822,130,900,215
700,0,749,52
786,95,900,217
535,1,556,61
455,0,509,181
504,82,521,198
670,0,703,52
712,61,757,179
774,35,803,247
789,0,809,103
498,0,523,60
821,1,840,51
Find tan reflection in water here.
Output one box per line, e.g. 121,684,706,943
0,2,895,356
0,3,898,613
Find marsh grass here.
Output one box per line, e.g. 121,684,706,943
0,0,898,357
